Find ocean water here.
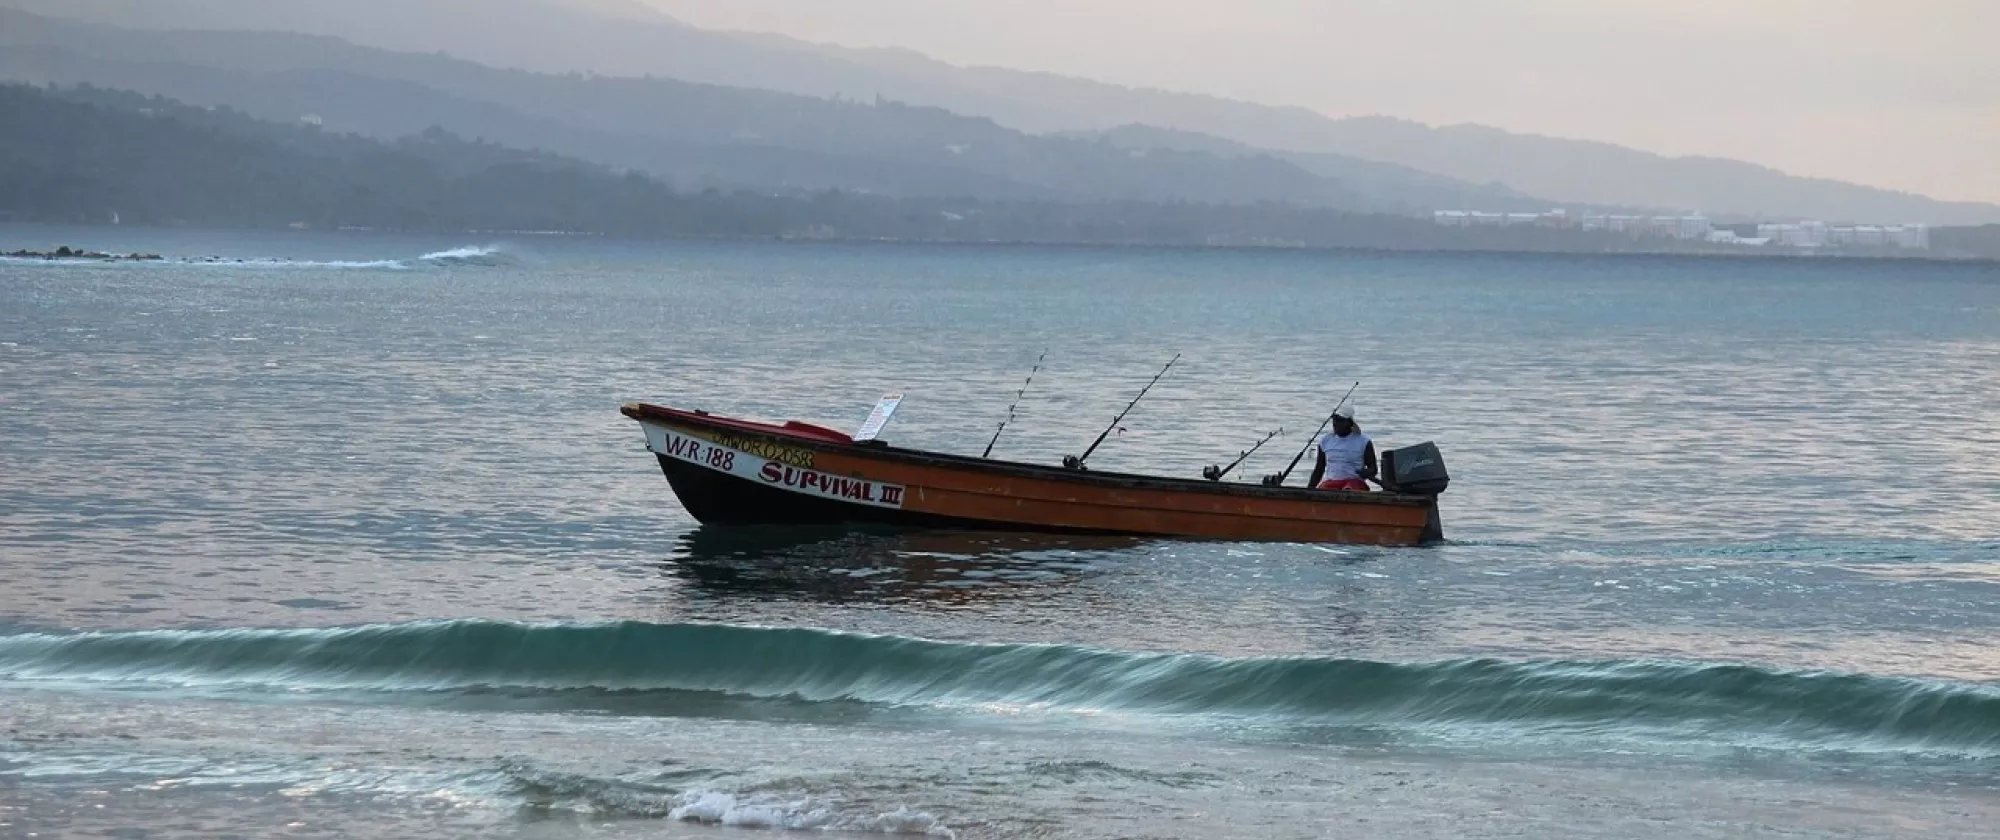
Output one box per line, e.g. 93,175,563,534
2,224,1998,839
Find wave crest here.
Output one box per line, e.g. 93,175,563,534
415,245,516,267
1,620,1994,755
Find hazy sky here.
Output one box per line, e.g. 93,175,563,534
639,0,2000,204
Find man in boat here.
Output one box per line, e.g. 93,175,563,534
1308,405,1376,491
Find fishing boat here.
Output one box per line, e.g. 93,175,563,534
619,399,1450,546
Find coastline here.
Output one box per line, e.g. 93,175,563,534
4,246,163,262
6,225,1995,268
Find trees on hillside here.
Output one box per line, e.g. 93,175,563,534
13,83,1971,259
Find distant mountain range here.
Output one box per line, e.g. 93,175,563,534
3,0,1997,224
2,83,1689,255
1,8,1514,214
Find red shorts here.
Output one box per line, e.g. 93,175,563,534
1315,478,1370,491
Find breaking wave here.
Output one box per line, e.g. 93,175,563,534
411,245,517,267
2,620,1995,756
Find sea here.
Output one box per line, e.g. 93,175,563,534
2,224,1998,839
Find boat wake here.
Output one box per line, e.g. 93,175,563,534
2,620,1995,757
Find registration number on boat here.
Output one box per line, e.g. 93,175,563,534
646,424,907,509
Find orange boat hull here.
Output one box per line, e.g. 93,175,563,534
622,403,1442,546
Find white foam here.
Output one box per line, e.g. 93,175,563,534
415,245,518,267
156,257,412,270
305,259,410,269
670,792,815,829
857,805,954,835
419,245,500,262
222,258,410,269
669,790,953,837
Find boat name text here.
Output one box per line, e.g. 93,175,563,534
758,462,906,506
646,424,905,509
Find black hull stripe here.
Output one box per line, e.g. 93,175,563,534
656,455,1127,536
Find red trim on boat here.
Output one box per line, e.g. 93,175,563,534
625,404,854,444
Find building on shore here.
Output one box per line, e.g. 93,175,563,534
1891,225,1932,249
1575,213,1712,240
1755,222,1929,250
1434,209,1713,240
1433,208,1931,251
1707,230,1772,246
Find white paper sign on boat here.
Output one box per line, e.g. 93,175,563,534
854,393,903,442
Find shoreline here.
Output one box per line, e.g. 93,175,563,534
4,246,164,262
4,229,1995,268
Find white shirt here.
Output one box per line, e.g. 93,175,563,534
1318,429,1372,481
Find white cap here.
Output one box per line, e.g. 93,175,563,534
1333,404,1355,420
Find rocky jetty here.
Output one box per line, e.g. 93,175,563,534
4,246,164,261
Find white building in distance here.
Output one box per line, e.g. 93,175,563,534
1434,209,1712,240
1577,213,1712,239
1437,208,1931,250
1756,222,1929,250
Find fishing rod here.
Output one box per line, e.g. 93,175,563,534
1263,381,1359,487
1064,353,1180,470
982,350,1046,459
1202,427,1283,481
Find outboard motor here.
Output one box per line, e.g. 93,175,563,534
1380,441,1448,545
1379,442,1449,496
